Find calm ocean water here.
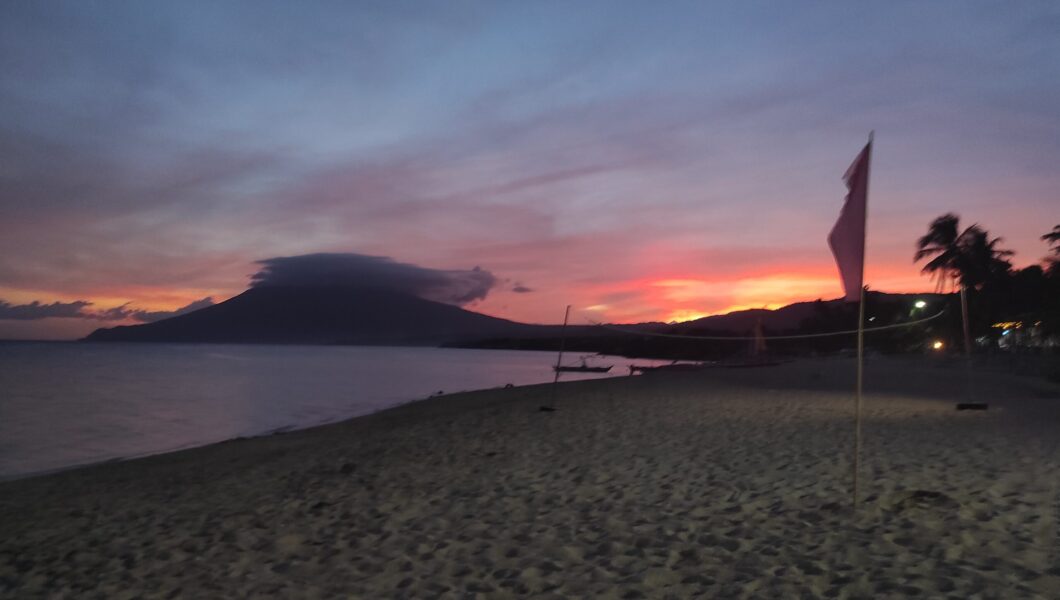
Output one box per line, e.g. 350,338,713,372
0,342,666,479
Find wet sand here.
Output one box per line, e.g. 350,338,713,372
1,358,1057,598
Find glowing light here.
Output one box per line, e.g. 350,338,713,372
666,309,710,323
717,303,784,313
932,340,944,350
914,300,927,309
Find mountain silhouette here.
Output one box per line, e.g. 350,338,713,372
84,286,553,345
674,301,826,332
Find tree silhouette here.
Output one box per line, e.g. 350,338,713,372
1043,225,1060,276
1043,225,1060,250
914,214,1018,355
955,227,1013,289
914,214,964,292
914,213,1012,291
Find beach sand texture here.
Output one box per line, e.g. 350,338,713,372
1,358,1057,598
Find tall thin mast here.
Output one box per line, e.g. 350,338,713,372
542,304,571,412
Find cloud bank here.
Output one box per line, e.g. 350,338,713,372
250,253,497,306
0,298,214,322
0,300,93,320
126,298,216,323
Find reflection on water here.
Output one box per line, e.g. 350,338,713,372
0,342,673,478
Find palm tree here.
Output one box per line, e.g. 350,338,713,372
915,214,1013,355
1044,225,1060,277
913,213,965,292
914,213,1012,291
1043,225,1060,251
956,228,1013,288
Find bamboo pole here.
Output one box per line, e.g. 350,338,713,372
852,130,873,508
960,285,974,402
960,285,973,356
853,285,866,507
542,305,571,412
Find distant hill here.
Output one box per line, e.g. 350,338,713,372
672,302,822,332
671,293,947,333
446,292,954,359
85,286,949,349
84,286,560,345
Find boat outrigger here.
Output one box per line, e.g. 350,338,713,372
553,356,612,373
629,362,707,374
542,309,610,412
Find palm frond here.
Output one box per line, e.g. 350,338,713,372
1042,225,1060,248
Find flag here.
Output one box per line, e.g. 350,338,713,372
828,139,872,302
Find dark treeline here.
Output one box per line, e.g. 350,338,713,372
913,215,1059,346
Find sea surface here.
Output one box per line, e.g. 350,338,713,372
0,342,671,479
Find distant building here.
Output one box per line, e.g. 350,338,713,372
990,319,1057,350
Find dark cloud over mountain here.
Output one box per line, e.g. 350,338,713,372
251,253,497,306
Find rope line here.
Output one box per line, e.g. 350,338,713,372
588,308,946,341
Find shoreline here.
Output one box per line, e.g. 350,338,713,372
2,358,1057,597
0,373,594,486
1,344,654,482
0,378,534,485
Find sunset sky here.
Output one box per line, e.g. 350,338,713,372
2,1,1058,339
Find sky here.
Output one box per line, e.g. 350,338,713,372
1,1,1058,339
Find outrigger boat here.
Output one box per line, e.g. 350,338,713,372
629,362,707,374
553,356,612,373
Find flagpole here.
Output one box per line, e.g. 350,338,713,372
853,285,865,507
852,130,873,508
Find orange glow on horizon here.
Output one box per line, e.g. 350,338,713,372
544,265,933,326
5,262,939,339
665,309,711,323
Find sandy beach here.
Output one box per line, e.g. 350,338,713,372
1,357,1057,599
